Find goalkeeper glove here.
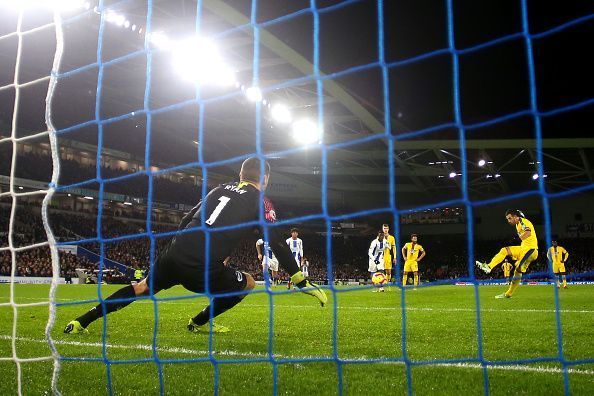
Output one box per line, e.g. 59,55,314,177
291,271,328,307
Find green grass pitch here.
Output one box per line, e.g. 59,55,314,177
1,283,593,395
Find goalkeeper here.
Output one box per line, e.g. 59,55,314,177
64,157,327,334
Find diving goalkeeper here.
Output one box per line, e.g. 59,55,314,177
64,157,327,334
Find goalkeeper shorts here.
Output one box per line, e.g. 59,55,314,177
148,251,248,294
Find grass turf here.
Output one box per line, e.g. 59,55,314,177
0,283,593,395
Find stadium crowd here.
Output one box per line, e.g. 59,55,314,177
1,205,592,283
0,248,94,279
0,148,199,205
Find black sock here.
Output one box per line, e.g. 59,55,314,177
77,285,137,328
192,295,245,326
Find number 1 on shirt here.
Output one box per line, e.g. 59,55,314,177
205,196,230,225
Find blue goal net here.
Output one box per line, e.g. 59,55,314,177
1,0,593,395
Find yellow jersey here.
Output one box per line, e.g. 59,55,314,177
548,246,568,264
383,234,396,261
516,217,538,250
403,242,424,261
502,262,513,274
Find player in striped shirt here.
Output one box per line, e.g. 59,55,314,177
369,231,388,292
256,239,279,286
286,228,304,289
255,197,280,285
301,257,310,278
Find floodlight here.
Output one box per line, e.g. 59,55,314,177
104,10,117,23
292,119,322,144
245,87,262,102
449,172,456,178
149,31,170,49
478,159,486,167
172,37,236,86
271,104,292,124
1,0,85,10
114,15,125,26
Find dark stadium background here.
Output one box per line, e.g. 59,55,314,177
0,0,593,283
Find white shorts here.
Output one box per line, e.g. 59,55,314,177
368,260,384,273
262,257,279,272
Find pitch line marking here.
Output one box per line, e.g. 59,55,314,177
1,335,593,376
0,297,593,314
244,304,594,314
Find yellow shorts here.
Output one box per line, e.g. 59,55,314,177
503,268,511,277
403,260,418,273
505,246,522,261
514,246,538,273
553,262,566,274
384,255,393,270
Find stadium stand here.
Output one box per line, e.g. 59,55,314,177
2,204,591,284
0,144,200,205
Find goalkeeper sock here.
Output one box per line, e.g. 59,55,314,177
413,273,419,287
402,274,407,287
77,285,136,328
505,273,522,297
562,275,567,287
192,295,245,326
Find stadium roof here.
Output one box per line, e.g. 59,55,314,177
0,0,592,210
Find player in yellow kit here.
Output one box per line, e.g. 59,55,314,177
476,209,538,299
402,234,425,288
502,259,513,285
382,224,397,284
547,239,569,289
